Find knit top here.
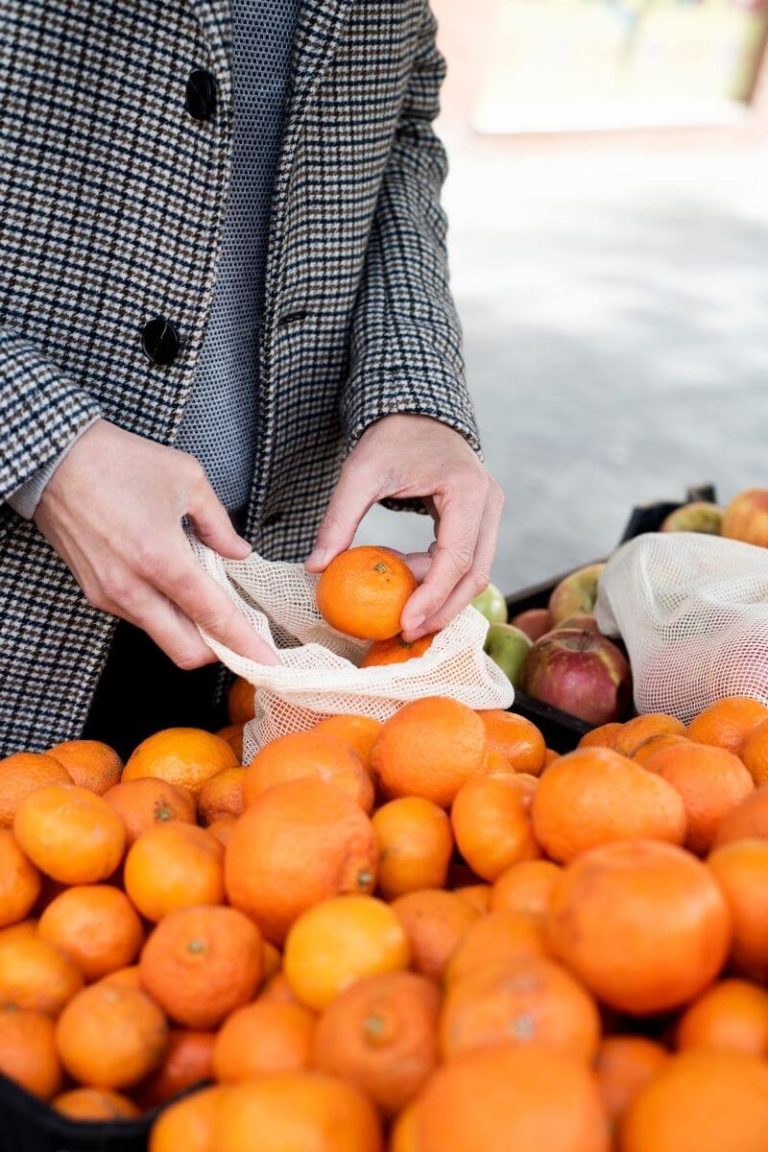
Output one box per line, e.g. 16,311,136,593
175,0,300,511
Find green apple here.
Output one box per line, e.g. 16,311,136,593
660,502,724,535
484,623,532,688
472,583,508,625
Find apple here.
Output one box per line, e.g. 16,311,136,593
551,613,600,634
722,488,768,548
471,583,508,625
520,622,632,725
484,623,532,689
548,564,606,626
510,608,552,642
660,502,723,535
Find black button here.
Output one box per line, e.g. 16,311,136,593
185,68,217,122
141,317,180,365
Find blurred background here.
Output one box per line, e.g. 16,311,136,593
357,0,768,593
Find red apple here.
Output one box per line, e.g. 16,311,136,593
510,608,552,642
660,502,723,535
520,623,632,725
548,564,606,626
722,489,768,548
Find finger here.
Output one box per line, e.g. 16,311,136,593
402,551,433,582
86,570,220,670
305,461,380,571
399,483,487,636
152,551,280,665
405,483,504,640
186,473,252,560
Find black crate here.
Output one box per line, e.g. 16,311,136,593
505,485,717,752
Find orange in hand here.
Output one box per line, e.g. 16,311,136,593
316,546,416,640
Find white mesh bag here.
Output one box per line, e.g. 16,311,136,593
595,532,768,722
188,539,514,761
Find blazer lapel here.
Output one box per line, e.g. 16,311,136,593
286,0,356,128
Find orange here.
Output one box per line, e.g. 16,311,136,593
197,767,246,825
314,714,383,769
124,823,224,922
47,740,123,795
630,733,689,767
0,753,71,827
243,730,374,814
549,840,731,1015
531,748,686,863
612,715,687,759
100,965,143,991
490,859,562,917
121,727,238,796
14,784,125,884
371,797,453,900
594,1035,669,1126
38,885,144,981
686,696,768,755
643,741,754,855
389,889,478,982
262,940,282,982
216,723,244,762
445,910,550,988
55,982,168,1089
371,697,487,808
0,829,41,929
228,676,255,724
454,884,491,914
54,1087,140,1119
361,634,434,667
413,1044,609,1152
708,839,768,982
676,978,768,1057
477,710,547,776
0,1006,62,1099
259,971,301,1007
103,777,197,845
137,1029,217,1108
207,815,237,847
451,774,540,882
0,932,83,1015
741,718,768,786
212,1071,383,1152
149,1085,228,1152
284,895,409,1011
139,905,263,1029
621,1049,768,1152
224,778,378,945
578,723,623,750
390,1103,420,1152
212,1000,315,1082
313,971,439,1116
440,955,600,1063
712,783,768,847
316,545,417,641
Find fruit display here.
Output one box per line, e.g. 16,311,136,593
3,503,768,1150
2,683,768,1149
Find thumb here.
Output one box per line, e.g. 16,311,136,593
187,485,251,560
305,462,378,571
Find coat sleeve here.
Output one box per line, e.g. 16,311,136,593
0,325,102,506
341,1,481,458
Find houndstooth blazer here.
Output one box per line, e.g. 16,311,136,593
0,0,480,755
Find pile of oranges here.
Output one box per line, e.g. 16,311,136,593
2,551,768,1150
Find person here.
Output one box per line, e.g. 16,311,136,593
0,0,503,758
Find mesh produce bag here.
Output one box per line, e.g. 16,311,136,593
595,533,768,722
188,539,514,761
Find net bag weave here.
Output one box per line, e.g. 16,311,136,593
595,532,768,722
189,539,514,761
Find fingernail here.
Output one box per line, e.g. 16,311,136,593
306,549,331,570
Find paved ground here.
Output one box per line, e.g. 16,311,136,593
357,135,768,595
